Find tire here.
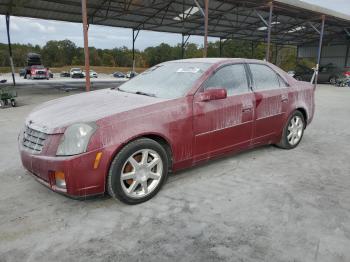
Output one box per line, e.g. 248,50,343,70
10,99,16,107
0,100,4,108
329,76,338,85
107,138,169,204
276,111,305,149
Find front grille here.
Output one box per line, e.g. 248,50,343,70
22,126,48,154
36,71,45,75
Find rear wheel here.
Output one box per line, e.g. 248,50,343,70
107,138,169,204
0,100,5,108
277,111,305,149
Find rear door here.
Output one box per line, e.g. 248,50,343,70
248,63,288,145
193,63,254,161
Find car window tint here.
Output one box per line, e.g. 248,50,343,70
249,64,280,90
204,64,248,96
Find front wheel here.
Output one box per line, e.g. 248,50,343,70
107,138,169,204
329,76,338,85
277,111,305,149
10,99,16,107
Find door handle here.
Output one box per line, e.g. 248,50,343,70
242,106,252,112
281,96,289,102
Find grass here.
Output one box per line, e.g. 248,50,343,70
0,66,147,74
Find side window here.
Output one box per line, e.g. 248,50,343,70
249,64,280,90
204,64,248,96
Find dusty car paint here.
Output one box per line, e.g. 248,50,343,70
19,58,315,198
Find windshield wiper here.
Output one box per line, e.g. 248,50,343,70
135,91,156,97
111,86,124,91
112,87,156,97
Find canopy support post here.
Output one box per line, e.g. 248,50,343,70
82,0,90,92
203,0,209,57
5,13,15,86
132,29,140,72
314,15,326,87
274,44,278,64
181,34,190,59
266,2,273,62
344,41,349,67
219,38,222,57
181,34,185,59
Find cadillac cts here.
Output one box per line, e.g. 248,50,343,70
19,58,315,204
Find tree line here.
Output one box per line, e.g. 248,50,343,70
0,39,298,70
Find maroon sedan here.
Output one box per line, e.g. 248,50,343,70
19,58,315,204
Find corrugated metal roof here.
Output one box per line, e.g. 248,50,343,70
1,0,349,45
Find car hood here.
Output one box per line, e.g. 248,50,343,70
25,89,166,134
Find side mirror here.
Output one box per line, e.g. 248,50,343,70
199,88,227,102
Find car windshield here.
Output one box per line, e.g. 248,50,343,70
119,62,211,99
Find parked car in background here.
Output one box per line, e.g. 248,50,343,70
82,70,98,78
126,71,138,78
28,65,49,80
287,70,295,77
19,69,26,77
113,71,126,78
60,71,70,77
294,63,347,84
19,58,315,204
48,70,54,78
70,68,84,78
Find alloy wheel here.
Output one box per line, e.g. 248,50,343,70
120,149,163,199
287,115,304,146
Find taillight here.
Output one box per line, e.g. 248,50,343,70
344,71,350,77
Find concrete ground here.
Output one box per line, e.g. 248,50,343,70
1,84,350,262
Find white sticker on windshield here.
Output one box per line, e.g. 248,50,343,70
176,67,201,73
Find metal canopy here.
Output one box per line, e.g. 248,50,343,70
1,0,350,46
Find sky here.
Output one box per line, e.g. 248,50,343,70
0,0,349,50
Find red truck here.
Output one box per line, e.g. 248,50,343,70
24,53,50,80
27,65,50,80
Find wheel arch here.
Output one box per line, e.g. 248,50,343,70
295,107,308,124
106,133,174,178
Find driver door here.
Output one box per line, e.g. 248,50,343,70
193,64,254,162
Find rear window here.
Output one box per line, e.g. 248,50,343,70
249,64,280,90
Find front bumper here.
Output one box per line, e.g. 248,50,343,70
32,74,48,79
19,145,109,197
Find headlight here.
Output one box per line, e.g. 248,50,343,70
56,123,97,156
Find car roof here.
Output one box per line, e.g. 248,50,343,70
167,58,266,65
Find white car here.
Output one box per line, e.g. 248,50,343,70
82,70,98,78
70,68,84,78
